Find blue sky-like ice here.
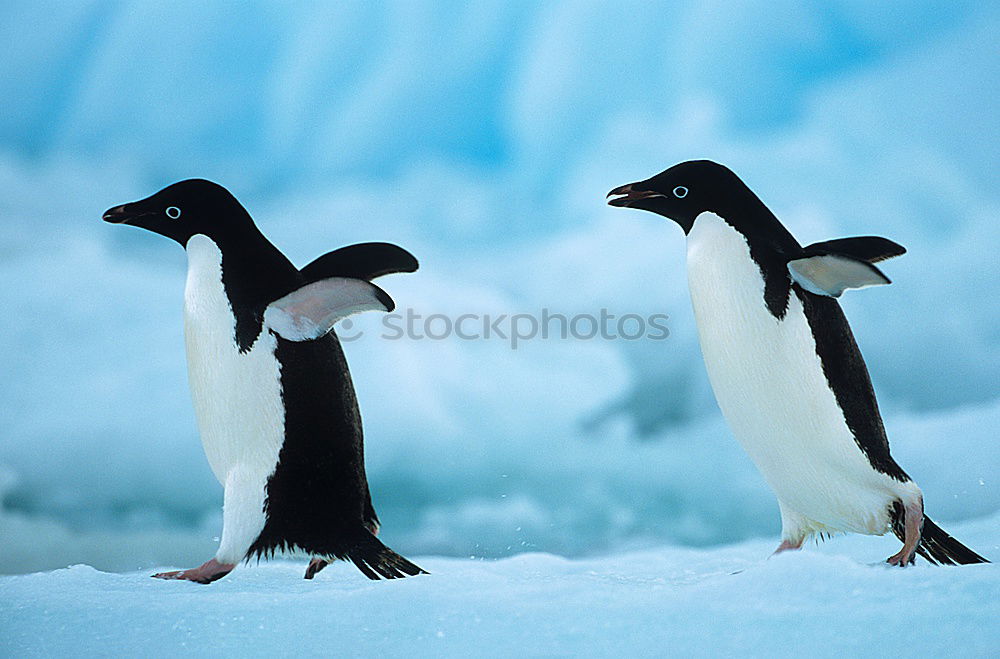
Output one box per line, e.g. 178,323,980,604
0,1,997,574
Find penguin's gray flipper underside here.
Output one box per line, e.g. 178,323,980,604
787,253,891,297
300,242,419,283
263,277,394,341
801,236,906,264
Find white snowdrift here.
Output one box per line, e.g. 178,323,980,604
2,513,997,658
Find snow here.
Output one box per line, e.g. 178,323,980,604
3,514,998,657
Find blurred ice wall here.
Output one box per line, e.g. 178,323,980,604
0,1,997,573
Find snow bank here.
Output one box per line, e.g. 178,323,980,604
2,514,997,658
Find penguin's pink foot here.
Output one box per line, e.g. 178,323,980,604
887,498,924,567
152,558,235,584
886,548,915,567
304,558,330,579
772,538,804,555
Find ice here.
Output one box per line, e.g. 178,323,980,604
2,395,996,572
0,2,998,577
2,513,998,657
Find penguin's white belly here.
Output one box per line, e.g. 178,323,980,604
183,235,285,559
685,213,913,538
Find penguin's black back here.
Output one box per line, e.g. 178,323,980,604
248,331,379,559
795,286,910,482
731,211,911,483
210,235,379,559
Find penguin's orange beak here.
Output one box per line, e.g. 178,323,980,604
607,183,665,208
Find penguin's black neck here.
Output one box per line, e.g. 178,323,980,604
710,199,803,320
192,228,301,352
712,190,801,254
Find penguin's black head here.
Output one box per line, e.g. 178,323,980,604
608,160,756,234
103,179,254,246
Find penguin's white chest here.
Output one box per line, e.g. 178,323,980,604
685,213,913,538
183,235,285,487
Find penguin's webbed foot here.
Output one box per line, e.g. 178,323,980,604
886,497,924,567
886,548,917,567
772,538,804,556
304,558,331,579
152,558,235,584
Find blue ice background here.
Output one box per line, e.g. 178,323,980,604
0,1,997,573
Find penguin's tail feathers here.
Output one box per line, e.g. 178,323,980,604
914,516,990,566
347,533,428,580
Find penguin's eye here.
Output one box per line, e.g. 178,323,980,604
673,186,688,199
165,206,182,219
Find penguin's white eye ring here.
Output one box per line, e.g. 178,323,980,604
673,186,688,199
165,206,182,219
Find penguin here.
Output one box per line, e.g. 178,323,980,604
103,179,427,583
608,160,989,566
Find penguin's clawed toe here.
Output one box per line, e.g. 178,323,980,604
304,558,330,579
885,548,917,567
151,558,235,584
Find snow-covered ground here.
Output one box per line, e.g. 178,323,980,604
3,514,998,658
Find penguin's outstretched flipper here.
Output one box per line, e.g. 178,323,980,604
347,532,428,580
801,236,906,264
300,242,419,283
787,253,892,297
264,277,394,341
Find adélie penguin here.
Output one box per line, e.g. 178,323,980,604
608,160,989,566
104,179,427,583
